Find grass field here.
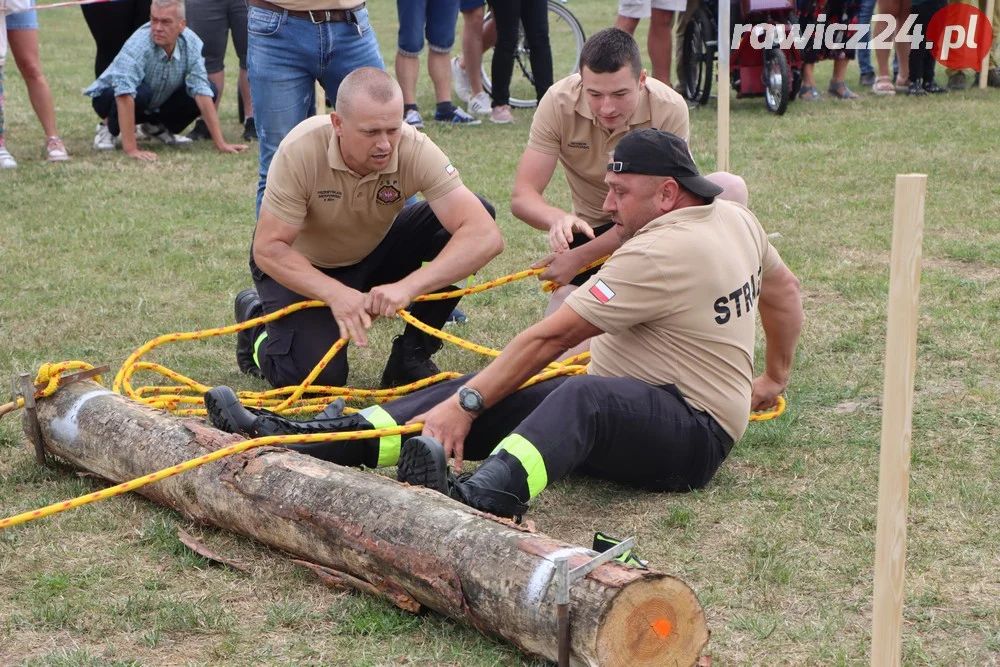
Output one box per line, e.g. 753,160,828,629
1,1,999,665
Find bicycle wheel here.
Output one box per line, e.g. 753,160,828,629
482,0,586,109
682,7,714,106
763,48,790,115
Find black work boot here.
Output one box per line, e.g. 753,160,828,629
379,335,442,389
205,386,373,439
234,288,265,379
397,436,528,520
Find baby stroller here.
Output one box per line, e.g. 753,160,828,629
682,0,804,115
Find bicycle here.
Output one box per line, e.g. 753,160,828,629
480,0,586,109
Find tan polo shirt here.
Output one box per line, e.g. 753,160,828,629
564,200,785,443
262,116,462,268
527,74,690,227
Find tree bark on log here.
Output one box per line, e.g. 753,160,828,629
26,381,709,666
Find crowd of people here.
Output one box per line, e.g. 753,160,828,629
0,0,993,517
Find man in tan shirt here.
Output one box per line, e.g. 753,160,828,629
511,28,746,325
227,67,503,391
207,129,801,521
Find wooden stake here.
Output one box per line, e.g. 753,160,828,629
980,0,995,90
717,0,731,172
872,174,927,666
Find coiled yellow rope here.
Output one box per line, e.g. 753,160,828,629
0,263,784,530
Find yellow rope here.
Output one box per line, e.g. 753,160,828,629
1,263,785,530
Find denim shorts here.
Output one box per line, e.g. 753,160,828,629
5,0,38,31
397,0,460,55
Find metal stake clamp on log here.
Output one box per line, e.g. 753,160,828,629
551,538,637,667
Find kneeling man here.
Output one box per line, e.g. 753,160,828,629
207,130,802,519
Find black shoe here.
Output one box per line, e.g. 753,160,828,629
235,288,265,379
859,71,876,87
316,397,345,420
923,81,948,94
186,119,211,141
379,336,441,389
907,80,927,96
242,117,256,142
204,385,261,435
397,436,528,520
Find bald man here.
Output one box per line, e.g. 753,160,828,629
229,67,503,391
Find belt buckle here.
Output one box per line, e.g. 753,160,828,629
307,9,331,23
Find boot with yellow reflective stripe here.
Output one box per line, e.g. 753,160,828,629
234,288,265,379
397,436,528,520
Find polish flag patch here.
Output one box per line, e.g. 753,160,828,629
589,279,616,303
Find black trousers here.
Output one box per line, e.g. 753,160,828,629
374,372,733,498
908,0,945,84
92,82,216,135
490,0,554,105
249,197,495,388
81,0,151,77
568,222,614,287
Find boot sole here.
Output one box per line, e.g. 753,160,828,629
397,436,449,495
204,387,248,435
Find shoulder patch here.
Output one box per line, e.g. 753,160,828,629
589,280,616,303
445,163,456,175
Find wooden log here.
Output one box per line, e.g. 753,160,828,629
27,380,709,666
871,174,926,666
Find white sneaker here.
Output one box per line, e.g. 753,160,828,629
93,123,115,151
490,105,514,124
143,123,192,146
0,147,17,169
45,137,71,162
468,92,492,116
404,108,425,129
451,55,472,103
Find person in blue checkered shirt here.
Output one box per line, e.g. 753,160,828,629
83,0,246,161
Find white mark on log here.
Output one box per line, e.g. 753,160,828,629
524,546,591,606
49,389,113,442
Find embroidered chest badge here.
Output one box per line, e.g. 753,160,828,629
589,279,616,303
376,184,402,205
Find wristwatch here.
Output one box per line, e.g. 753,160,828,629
457,385,485,414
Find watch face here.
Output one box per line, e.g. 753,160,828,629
459,387,482,412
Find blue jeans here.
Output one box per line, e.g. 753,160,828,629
247,6,384,215
856,0,876,76
396,0,460,55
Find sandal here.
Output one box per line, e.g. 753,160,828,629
799,85,821,101
828,81,859,99
872,75,896,96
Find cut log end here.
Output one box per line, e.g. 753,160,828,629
598,576,709,667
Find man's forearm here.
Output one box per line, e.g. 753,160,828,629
758,290,803,384
115,95,138,151
511,187,570,232
195,95,226,147
398,223,501,297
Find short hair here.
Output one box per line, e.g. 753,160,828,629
336,67,402,117
579,28,642,79
151,0,185,19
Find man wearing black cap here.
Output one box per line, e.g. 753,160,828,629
206,128,802,520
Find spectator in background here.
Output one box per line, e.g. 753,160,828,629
81,0,150,76
396,0,481,128
84,0,247,160
490,0,552,124
796,0,860,100
615,0,684,86
906,0,946,93
451,0,495,116
246,0,383,216
944,0,1000,88
871,0,911,95
1,0,32,168
856,0,876,87
185,0,256,141
4,0,70,162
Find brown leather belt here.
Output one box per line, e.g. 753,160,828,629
248,0,365,23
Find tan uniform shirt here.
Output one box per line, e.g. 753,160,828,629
564,200,785,442
526,74,690,227
262,116,462,268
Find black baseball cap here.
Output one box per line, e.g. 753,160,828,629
607,129,724,200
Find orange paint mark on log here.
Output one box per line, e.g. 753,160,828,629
652,618,672,638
